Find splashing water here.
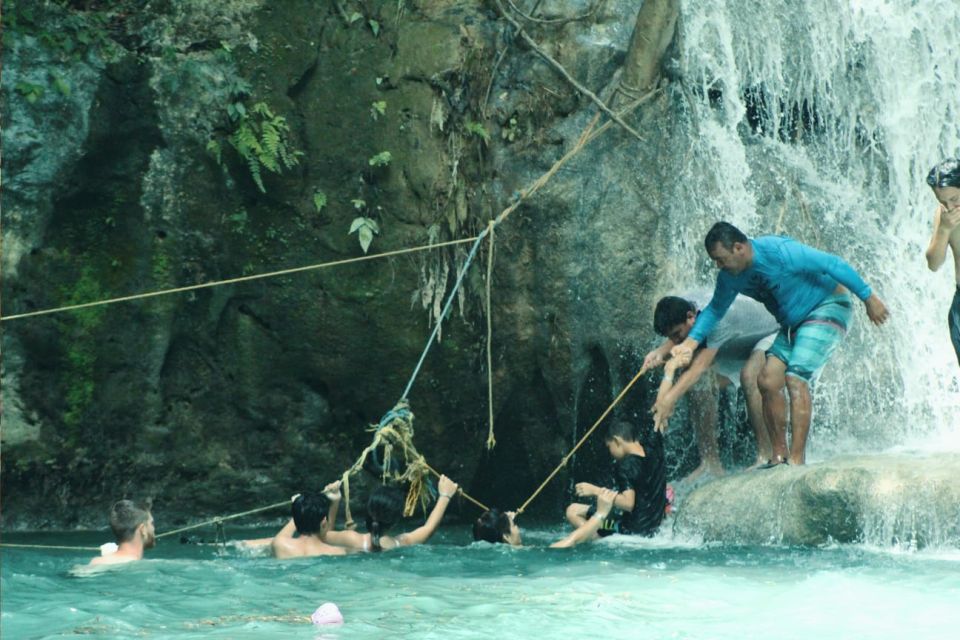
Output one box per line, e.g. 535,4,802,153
663,0,960,455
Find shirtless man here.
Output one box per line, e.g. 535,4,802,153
271,482,347,558
925,158,960,367
88,500,156,566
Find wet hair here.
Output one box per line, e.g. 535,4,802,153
653,296,696,336
926,158,960,189
704,221,749,252
473,509,512,544
605,420,637,443
292,492,331,535
109,499,152,543
366,485,404,551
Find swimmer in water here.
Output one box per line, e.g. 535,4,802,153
324,475,459,552
88,499,156,566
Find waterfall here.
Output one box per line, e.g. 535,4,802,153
661,0,960,457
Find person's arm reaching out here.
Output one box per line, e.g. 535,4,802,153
396,475,459,547
550,489,618,548
672,284,737,365
653,347,718,433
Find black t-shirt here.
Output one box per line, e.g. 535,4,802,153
614,432,666,536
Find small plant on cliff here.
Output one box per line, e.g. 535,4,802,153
208,102,303,193
368,151,392,167
350,216,380,254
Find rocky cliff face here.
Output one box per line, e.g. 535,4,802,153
3,1,712,528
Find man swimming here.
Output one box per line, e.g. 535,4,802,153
88,499,156,566
671,222,889,466
924,158,960,367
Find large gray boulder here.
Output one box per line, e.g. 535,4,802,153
674,454,960,547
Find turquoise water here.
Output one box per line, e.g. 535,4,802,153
3,527,959,639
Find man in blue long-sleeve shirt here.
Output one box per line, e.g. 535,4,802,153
670,222,890,466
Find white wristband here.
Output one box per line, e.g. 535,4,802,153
439,491,455,499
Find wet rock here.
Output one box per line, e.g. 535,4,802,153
674,454,960,547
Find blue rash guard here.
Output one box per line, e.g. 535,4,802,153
689,236,873,344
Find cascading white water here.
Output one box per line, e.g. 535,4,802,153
663,0,960,457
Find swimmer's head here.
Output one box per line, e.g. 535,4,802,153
292,493,332,536
473,509,522,546
928,159,960,213
366,485,404,551
109,499,155,548
927,158,960,189
654,296,698,344
605,420,638,460
705,222,751,275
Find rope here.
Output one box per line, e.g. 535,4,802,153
0,543,99,551
398,230,490,403
424,462,490,511
0,236,482,322
485,220,496,449
155,500,290,539
515,364,649,515
0,89,660,543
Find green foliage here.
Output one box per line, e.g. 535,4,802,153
349,217,380,254
211,101,304,193
3,0,120,61
465,120,490,144
351,198,366,210
348,11,363,24
313,189,327,213
368,151,392,167
369,19,380,37
370,100,387,120
15,81,45,103
58,266,107,428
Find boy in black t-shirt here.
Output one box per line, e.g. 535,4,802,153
564,420,667,539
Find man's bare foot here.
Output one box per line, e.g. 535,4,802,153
682,462,724,483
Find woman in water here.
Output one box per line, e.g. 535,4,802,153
325,474,459,552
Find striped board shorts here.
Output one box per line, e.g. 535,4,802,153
768,293,853,382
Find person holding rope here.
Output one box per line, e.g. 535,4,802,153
563,420,667,540
473,488,619,548
240,481,347,558
88,499,156,566
324,475,459,552
645,291,779,478
671,222,890,466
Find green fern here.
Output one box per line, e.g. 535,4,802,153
213,101,303,193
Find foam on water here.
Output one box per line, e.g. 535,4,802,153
3,528,959,639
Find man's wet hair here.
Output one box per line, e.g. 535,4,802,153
292,492,332,535
605,420,638,443
366,485,405,551
704,221,749,251
473,509,512,544
926,158,960,189
109,499,152,543
654,296,697,336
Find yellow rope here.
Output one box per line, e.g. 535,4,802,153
0,543,99,551
515,365,649,516
155,500,290,539
0,236,481,322
0,90,660,543
485,220,497,449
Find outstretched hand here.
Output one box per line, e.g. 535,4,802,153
437,474,459,498
642,349,665,371
864,294,890,326
670,343,694,368
323,480,342,501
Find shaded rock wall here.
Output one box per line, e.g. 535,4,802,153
2,1,697,528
